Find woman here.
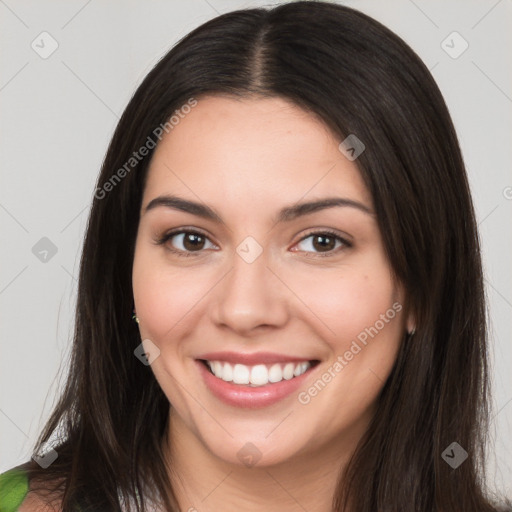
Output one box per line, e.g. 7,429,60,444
1,1,510,511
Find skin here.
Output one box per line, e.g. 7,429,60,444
132,95,414,512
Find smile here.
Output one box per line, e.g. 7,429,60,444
195,354,321,409
204,360,312,387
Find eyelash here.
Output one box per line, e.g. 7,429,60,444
154,228,352,259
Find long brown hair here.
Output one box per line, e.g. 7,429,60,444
19,2,510,510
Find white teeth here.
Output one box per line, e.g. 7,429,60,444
222,362,233,382
283,363,295,380
233,364,250,384
250,364,269,386
294,362,309,377
205,360,312,386
212,361,223,377
268,363,283,383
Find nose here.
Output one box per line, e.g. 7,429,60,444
211,246,290,336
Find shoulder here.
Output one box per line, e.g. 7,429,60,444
0,467,29,512
0,466,62,512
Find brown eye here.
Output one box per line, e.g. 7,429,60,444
156,229,216,257
294,230,351,256
180,232,206,251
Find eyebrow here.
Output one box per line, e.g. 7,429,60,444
143,194,374,223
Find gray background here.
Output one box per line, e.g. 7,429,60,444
1,0,511,500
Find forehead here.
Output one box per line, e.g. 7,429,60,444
142,95,372,210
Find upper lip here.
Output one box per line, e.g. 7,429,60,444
196,351,317,365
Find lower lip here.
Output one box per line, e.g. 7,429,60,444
195,360,316,409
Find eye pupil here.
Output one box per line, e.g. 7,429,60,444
183,233,205,251
313,234,336,252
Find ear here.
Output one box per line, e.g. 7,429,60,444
394,281,415,335
406,312,416,335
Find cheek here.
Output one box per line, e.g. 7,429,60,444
291,262,399,349
132,245,213,340
294,266,403,424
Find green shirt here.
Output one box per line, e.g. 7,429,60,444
0,467,153,511
0,468,29,512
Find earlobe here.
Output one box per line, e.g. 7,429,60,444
406,315,416,336
396,287,415,336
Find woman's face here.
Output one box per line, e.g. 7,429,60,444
132,95,411,467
